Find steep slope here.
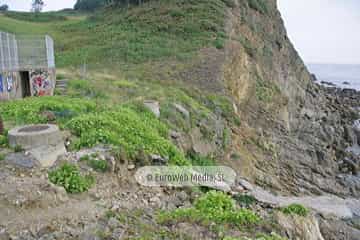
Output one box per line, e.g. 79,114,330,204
217,0,360,197
1,0,360,239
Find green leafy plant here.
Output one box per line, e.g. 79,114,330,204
248,0,268,14
80,154,108,172
0,96,96,125
233,194,257,207
280,204,309,217
48,163,95,193
158,191,260,227
187,152,216,166
214,38,226,49
13,145,23,153
224,232,287,240
0,154,5,161
66,106,189,166
88,159,108,172
0,135,8,147
221,0,236,8
255,75,280,103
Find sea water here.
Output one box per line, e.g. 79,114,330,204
307,63,360,90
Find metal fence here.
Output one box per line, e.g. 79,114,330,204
0,31,55,72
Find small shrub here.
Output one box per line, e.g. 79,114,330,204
239,37,257,58
79,155,91,162
0,135,8,147
158,191,260,227
114,79,137,88
222,0,236,8
0,154,5,161
255,75,280,103
14,145,23,153
280,204,309,217
49,163,95,193
187,152,216,166
214,38,225,49
233,194,257,207
88,159,108,172
224,232,287,240
248,0,268,14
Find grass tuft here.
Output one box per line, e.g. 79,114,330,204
280,204,309,217
49,163,95,193
157,191,260,227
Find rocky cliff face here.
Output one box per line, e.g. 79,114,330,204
202,0,360,199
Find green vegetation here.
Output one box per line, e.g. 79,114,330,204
88,159,108,172
80,154,109,172
223,232,287,240
49,163,95,193
67,79,106,99
255,75,280,103
248,0,268,15
66,107,189,165
0,135,8,147
0,154,5,161
238,36,257,58
0,0,228,68
103,208,189,239
13,145,23,153
0,96,96,126
158,191,260,227
233,194,257,207
280,204,309,217
206,94,240,125
187,152,217,166
4,11,67,22
74,0,104,11
221,0,236,8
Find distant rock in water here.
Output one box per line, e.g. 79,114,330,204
321,81,336,87
310,73,317,81
343,81,350,85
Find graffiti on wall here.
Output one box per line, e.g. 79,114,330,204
0,74,3,93
31,70,52,96
6,74,13,92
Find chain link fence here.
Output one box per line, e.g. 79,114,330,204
0,31,55,72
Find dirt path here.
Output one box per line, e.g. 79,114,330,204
0,197,103,233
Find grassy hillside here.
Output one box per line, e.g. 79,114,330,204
0,0,239,167
0,0,230,69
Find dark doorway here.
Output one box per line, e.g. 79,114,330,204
20,71,31,98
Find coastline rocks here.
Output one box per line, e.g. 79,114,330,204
353,120,360,145
321,81,336,87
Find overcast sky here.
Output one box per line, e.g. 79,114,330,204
278,0,360,65
3,0,359,65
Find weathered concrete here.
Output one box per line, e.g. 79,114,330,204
8,124,66,167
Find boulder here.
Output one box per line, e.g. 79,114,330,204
275,212,325,240
143,100,160,118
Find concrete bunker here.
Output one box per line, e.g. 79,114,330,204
8,124,66,167
0,31,56,101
